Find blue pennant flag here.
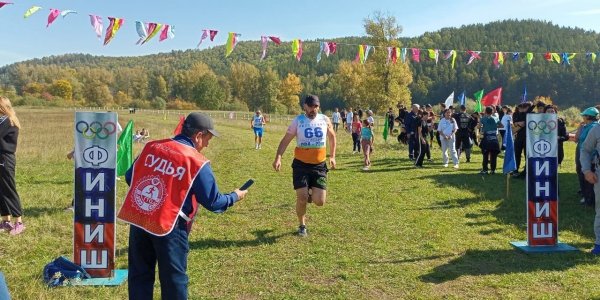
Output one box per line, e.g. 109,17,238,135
503,122,517,175
512,52,519,61
458,91,466,106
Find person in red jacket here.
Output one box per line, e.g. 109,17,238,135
118,112,248,300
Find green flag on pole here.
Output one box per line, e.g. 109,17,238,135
382,115,389,141
117,120,134,176
474,89,484,113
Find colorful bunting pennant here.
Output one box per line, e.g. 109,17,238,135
61,10,77,18
526,52,534,64
328,42,337,55
24,6,41,18
466,50,481,65
551,52,561,64
159,24,171,42
104,17,124,46
428,49,439,64
225,32,241,57
401,48,407,63
493,52,504,68
0,2,12,9
89,15,103,39
512,52,519,61
292,39,303,61
47,9,60,28
135,21,147,44
411,48,420,62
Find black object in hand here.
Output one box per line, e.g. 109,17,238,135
239,179,254,190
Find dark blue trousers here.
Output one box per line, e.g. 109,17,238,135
128,219,189,300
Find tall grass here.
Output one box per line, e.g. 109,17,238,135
0,108,598,299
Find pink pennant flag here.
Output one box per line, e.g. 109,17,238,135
209,30,218,41
328,42,337,54
47,8,60,28
411,48,420,62
466,50,481,65
269,36,281,45
159,24,170,42
89,15,103,39
323,42,331,57
0,2,13,9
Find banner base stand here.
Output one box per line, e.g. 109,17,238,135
72,269,128,286
510,241,578,253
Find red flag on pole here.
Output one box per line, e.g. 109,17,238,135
173,115,185,135
481,87,503,107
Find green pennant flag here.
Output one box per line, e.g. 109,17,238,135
382,115,389,141
117,120,134,176
474,89,484,113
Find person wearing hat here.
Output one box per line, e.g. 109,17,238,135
576,107,600,207
251,110,266,149
579,107,600,254
118,112,248,299
273,95,337,237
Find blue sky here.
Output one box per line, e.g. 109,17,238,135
0,0,599,66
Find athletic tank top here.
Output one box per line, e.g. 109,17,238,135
290,114,329,164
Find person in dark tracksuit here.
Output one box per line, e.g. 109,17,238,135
404,104,420,160
511,102,534,178
0,97,25,236
453,105,473,163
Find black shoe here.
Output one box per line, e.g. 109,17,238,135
490,170,495,175
479,170,488,175
466,158,470,163
298,225,307,237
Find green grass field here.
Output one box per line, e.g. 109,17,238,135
1,107,599,299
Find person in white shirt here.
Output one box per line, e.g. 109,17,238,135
251,110,266,149
437,109,459,169
331,108,341,132
366,110,375,127
345,107,354,133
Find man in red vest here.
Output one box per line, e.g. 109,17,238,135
118,112,247,299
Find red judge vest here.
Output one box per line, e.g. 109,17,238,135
118,139,208,236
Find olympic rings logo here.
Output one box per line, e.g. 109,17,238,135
527,120,557,135
76,121,117,139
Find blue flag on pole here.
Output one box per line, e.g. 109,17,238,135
458,91,466,106
520,85,527,103
503,123,517,175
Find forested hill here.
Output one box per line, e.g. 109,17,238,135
1,19,599,111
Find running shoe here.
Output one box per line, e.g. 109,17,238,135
298,225,307,237
0,221,12,233
9,222,25,235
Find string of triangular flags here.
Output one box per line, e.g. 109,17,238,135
4,3,600,65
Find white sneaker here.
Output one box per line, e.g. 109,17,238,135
362,166,370,171
258,144,261,149
443,164,448,168
453,164,459,169
580,198,586,204
255,144,259,149
353,151,357,154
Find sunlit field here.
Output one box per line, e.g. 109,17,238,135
1,107,599,299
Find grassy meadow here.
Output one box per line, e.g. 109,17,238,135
1,107,600,299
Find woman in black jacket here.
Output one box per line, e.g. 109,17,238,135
0,96,24,235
